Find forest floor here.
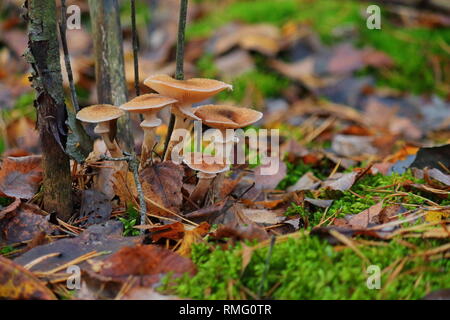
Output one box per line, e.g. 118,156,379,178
0,0,449,300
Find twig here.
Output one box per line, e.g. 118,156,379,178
258,235,276,298
130,0,140,97
101,153,148,233
163,0,189,158
59,0,80,112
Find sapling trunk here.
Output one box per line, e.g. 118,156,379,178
89,0,133,152
24,0,73,220
163,0,189,159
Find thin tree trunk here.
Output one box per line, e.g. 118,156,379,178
24,0,73,220
163,0,189,159
88,0,133,152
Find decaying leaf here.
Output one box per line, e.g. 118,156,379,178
140,161,184,215
87,244,196,284
79,189,112,226
0,156,42,199
321,171,359,191
0,202,55,244
14,221,142,272
346,201,384,229
241,208,286,225
0,255,56,300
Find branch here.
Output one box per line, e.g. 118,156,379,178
100,153,148,234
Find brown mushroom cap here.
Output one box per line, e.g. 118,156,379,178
119,93,177,112
183,152,230,174
144,74,232,105
76,104,124,123
193,105,263,129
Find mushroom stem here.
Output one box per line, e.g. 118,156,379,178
164,115,188,161
100,133,123,158
139,111,161,168
140,127,157,169
190,172,216,205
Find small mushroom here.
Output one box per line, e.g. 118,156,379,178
120,94,177,167
183,152,229,205
76,104,125,158
144,74,232,160
194,104,263,164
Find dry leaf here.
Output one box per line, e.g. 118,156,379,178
0,255,56,300
140,161,184,216
0,156,42,199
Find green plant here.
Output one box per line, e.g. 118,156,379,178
119,204,141,236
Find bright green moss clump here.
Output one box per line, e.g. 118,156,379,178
163,234,449,299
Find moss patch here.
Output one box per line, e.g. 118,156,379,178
163,234,449,299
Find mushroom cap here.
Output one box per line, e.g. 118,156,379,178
182,152,230,174
119,93,177,112
193,105,263,129
76,104,124,123
144,74,232,105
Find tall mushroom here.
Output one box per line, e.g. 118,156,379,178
143,74,232,160
76,104,125,158
193,105,263,165
183,152,229,205
120,94,177,168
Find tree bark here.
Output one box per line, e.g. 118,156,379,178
24,0,73,220
88,0,133,152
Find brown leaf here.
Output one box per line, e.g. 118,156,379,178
0,156,43,199
14,221,142,272
347,201,384,229
0,196,21,219
0,202,55,244
322,171,359,191
241,208,285,225
254,161,287,191
94,244,196,282
140,161,184,216
0,255,56,300
212,220,269,242
147,222,185,242
287,172,321,192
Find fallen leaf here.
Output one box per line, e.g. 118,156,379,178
147,222,185,242
410,144,450,170
14,221,142,272
241,209,286,225
0,156,43,199
79,189,112,226
89,244,196,283
140,161,184,216
0,255,56,300
321,171,359,191
331,134,377,157
347,201,384,229
0,202,55,244
287,172,321,192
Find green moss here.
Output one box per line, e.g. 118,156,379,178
163,234,449,299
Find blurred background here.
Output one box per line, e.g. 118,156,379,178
0,0,449,158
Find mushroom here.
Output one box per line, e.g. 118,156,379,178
183,152,229,205
143,74,232,160
76,104,125,158
193,104,263,164
120,94,177,167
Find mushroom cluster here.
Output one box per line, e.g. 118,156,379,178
76,74,263,206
